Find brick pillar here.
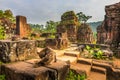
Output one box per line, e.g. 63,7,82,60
16,16,28,38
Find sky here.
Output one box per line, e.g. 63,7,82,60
0,0,120,25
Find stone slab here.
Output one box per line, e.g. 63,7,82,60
57,55,77,63
0,59,69,80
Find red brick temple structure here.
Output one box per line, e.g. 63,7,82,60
97,2,120,57
16,16,31,38
97,2,120,48
57,11,80,42
57,11,94,43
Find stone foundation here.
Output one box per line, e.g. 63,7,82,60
45,38,68,49
0,59,69,80
0,40,38,62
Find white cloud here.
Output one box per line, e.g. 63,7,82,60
0,0,119,24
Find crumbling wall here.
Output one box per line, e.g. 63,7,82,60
0,40,38,62
45,37,68,49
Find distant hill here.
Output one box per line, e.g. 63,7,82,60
88,21,102,33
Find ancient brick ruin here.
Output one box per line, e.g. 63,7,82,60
16,16,31,38
57,11,80,42
97,2,120,47
45,32,69,49
57,11,94,43
97,2,120,57
77,23,94,43
0,40,38,62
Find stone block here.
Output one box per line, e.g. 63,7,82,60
45,38,68,49
0,40,38,62
0,59,69,80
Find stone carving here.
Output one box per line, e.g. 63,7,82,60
37,47,56,66
16,16,31,38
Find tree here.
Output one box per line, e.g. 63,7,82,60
0,10,4,18
0,9,16,39
76,12,92,23
4,10,15,23
29,24,44,33
0,9,15,23
44,20,59,33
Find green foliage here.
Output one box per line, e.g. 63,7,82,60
60,11,80,26
29,24,44,33
86,45,91,50
66,70,86,80
30,20,59,34
48,34,55,39
0,75,5,80
85,45,104,59
0,25,6,39
76,12,92,23
0,9,15,23
0,61,3,65
44,20,59,33
0,10,4,18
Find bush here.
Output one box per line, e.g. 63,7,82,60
85,45,104,59
0,26,6,40
0,75,5,80
66,70,86,80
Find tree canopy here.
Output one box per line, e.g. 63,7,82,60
0,10,15,23
29,20,59,34
76,12,92,23
44,20,59,33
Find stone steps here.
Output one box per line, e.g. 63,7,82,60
57,56,77,63
92,60,111,69
75,58,107,80
56,50,110,80
91,66,106,74
64,51,80,57
70,63,91,77
77,58,92,65
88,71,106,80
